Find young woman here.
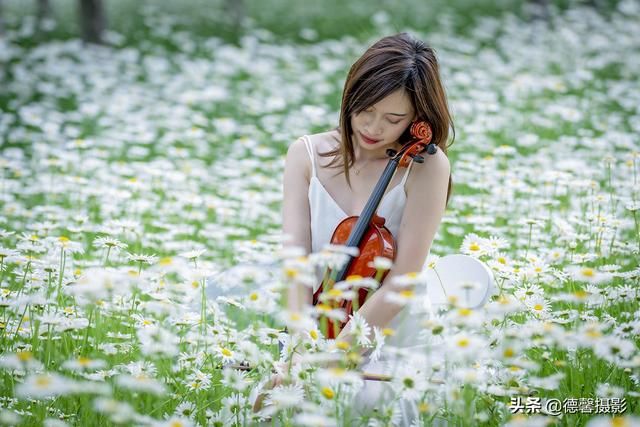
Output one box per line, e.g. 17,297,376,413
255,32,454,423
285,32,453,332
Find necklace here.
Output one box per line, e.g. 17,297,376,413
352,155,389,175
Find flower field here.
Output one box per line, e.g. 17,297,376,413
0,1,639,426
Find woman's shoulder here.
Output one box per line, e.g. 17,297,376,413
406,145,450,190
304,128,340,151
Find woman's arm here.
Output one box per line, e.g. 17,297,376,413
335,147,451,349
281,137,314,312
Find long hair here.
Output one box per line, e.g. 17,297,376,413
319,32,454,207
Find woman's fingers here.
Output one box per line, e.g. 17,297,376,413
252,374,281,413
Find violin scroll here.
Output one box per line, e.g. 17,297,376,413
396,120,435,167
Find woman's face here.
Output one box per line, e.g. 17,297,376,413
350,89,416,157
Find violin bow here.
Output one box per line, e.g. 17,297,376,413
227,362,444,384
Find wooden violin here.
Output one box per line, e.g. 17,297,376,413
312,121,437,339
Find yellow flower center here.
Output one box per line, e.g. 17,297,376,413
17,351,32,362
36,376,51,387
249,292,258,301
611,417,628,427
221,348,232,357
469,243,480,251
418,402,430,413
586,329,602,338
78,357,91,366
284,268,298,278
533,304,544,311
309,329,318,340
574,290,588,299
159,257,172,265
581,268,594,277
335,341,349,350
503,348,514,357
399,290,414,298
321,387,334,399
457,338,469,347
458,308,472,316
382,328,395,336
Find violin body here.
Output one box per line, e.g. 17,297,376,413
312,214,396,338
310,121,435,340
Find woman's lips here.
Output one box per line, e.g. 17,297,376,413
359,131,380,144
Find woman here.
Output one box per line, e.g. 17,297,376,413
255,32,454,424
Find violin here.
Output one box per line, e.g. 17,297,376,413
312,121,437,339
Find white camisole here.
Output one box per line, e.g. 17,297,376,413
302,134,414,256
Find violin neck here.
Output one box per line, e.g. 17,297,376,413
347,159,399,246
333,158,400,282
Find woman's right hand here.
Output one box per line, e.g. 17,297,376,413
252,370,285,413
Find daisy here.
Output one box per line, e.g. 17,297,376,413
116,374,166,395
263,383,305,410
221,367,250,392
154,416,194,427
92,236,128,252
317,287,356,304
347,312,372,347
0,351,44,371
14,373,76,399
312,303,347,322
178,248,206,261
485,235,510,251
566,265,613,285
62,357,107,372
137,325,179,358
585,416,640,427
460,233,490,257
216,346,236,364
293,412,337,427
368,327,386,364
334,275,379,291
384,287,419,306
390,271,427,288
277,309,316,332
93,398,136,424
315,367,362,387
525,296,552,318
174,402,197,419
390,364,428,401
368,256,393,271
126,252,159,265
445,332,488,363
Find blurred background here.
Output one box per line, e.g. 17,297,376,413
0,0,625,46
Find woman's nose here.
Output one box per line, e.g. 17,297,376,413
366,117,384,135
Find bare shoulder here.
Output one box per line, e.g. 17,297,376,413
307,128,340,150
407,145,451,188
285,136,312,182
286,130,339,182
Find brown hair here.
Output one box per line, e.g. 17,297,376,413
319,32,454,207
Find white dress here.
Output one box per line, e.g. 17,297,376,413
302,135,445,426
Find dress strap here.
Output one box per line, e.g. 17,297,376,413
302,135,317,177
400,159,414,187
